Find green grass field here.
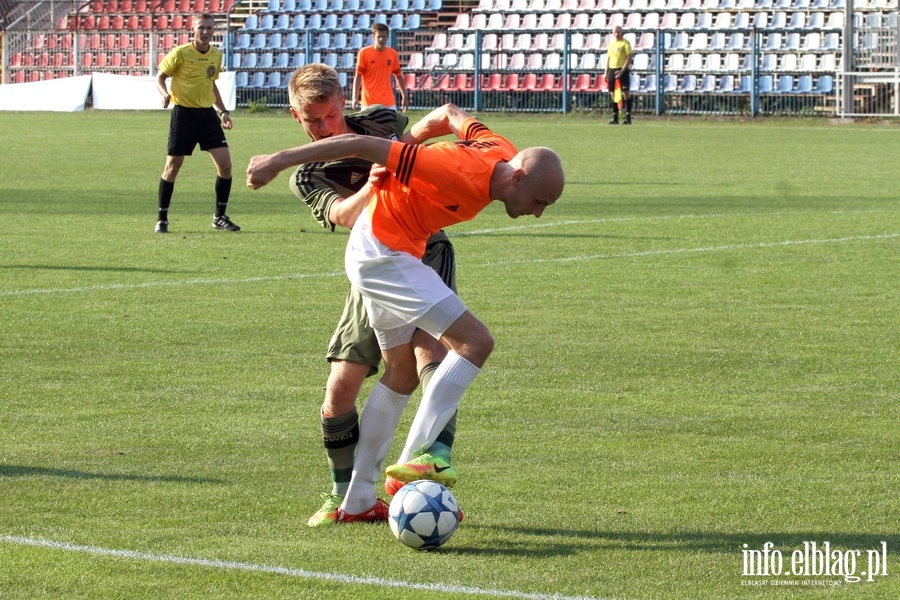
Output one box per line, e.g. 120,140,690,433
1,110,898,599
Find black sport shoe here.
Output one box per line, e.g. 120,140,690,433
155,220,168,233
608,116,619,125
623,115,632,125
212,215,241,231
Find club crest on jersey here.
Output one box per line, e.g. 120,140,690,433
207,65,216,78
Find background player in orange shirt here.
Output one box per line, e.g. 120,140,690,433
352,22,408,112
246,104,564,522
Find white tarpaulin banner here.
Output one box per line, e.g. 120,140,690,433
92,71,237,111
0,75,93,112
0,72,236,112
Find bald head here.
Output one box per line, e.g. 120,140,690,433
514,146,565,201
498,146,565,219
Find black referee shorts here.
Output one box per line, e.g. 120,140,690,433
605,67,632,93
167,105,228,156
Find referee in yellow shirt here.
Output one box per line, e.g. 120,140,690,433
605,26,633,125
155,12,239,233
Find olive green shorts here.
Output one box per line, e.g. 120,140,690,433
326,232,456,377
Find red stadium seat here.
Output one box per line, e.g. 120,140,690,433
538,73,558,91
127,15,139,29
482,73,502,91
178,0,193,12
156,15,169,30
81,52,94,68
112,16,124,29
120,0,133,10
499,74,519,92
134,0,148,11
97,16,110,30
572,73,592,92
521,73,538,90
447,73,471,91
171,15,183,30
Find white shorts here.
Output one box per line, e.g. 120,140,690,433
345,209,466,349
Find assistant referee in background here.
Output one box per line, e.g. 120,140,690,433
155,12,239,233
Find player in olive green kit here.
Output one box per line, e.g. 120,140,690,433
285,64,458,526
155,12,239,233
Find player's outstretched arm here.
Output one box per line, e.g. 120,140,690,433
246,134,391,190
400,103,474,145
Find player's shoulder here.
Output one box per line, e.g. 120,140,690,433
347,107,408,138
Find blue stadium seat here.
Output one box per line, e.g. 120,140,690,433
758,75,774,93
792,74,813,94
291,53,306,68
242,52,258,68
259,14,274,30
284,33,299,49
265,72,282,88
815,75,834,94
235,72,248,87
405,14,421,29
233,33,250,50
249,72,265,87
259,52,273,68
244,14,258,30
663,74,678,92
678,74,697,92
698,75,717,93
716,75,735,92
735,75,752,93
776,75,794,93
275,52,290,68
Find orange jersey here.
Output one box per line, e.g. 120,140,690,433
371,118,517,257
356,46,402,107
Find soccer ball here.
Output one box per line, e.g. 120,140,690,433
388,480,460,549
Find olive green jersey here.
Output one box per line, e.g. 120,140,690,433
290,106,408,231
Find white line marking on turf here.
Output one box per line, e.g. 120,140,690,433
0,535,606,600
1,232,896,298
485,233,900,267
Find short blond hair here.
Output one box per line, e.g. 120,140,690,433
288,63,344,111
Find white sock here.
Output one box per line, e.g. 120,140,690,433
341,382,410,515
398,351,480,463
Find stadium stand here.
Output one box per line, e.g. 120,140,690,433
2,0,898,115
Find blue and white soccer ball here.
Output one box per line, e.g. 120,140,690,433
388,480,460,549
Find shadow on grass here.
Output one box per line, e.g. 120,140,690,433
445,525,900,558
0,465,223,485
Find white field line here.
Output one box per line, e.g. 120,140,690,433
0,535,607,600
1,226,897,298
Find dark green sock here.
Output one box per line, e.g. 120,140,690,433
321,408,358,496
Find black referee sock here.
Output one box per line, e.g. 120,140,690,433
158,178,174,222
215,176,232,218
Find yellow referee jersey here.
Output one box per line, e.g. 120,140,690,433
606,39,632,70
159,43,222,108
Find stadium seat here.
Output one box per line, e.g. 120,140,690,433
663,74,678,92
716,75,734,92
758,74,774,93
780,53,798,71
735,75,752,93
792,74,813,93
776,74,794,93
698,74,717,93
265,72,282,88
678,74,697,92
815,75,834,94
